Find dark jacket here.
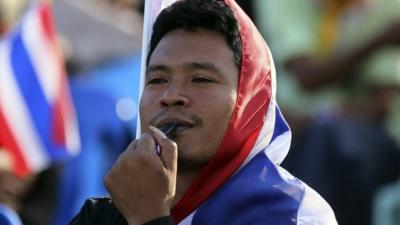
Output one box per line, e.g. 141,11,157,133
69,198,174,225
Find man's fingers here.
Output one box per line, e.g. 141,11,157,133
149,126,167,139
149,126,178,171
103,129,177,224
125,139,138,152
158,139,178,172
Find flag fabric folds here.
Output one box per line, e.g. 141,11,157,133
0,1,80,177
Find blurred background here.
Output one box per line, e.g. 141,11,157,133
0,0,399,225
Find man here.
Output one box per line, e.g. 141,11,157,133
70,0,337,224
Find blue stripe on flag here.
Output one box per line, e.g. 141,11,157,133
270,106,290,143
192,151,304,224
9,29,67,161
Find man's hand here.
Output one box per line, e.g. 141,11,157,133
104,126,178,225
0,170,26,211
0,150,35,212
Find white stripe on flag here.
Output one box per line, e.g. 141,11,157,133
21,7,61,104
239,99,276,170
268,48,277,100
136,0,178,137
64,97,81,155
0,40,50,172
296,182,338,225
178,211,195,225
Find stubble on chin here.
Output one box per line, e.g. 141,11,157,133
177,154,210,172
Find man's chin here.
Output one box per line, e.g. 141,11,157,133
177,157,209,172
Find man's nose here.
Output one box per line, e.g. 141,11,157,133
160,85,190,108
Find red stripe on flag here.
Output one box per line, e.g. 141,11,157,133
0,108,30,177
39,2,70,148
52,97,66,146
39,2,56,44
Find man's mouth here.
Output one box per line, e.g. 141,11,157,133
156,118,195,138
159,123,178,139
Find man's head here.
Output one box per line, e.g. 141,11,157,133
140,0,241,171
146,0,242,68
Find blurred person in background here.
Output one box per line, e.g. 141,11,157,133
281,47,400,225
0,144,27,225
369,49,400,225
374,177,400,225
255,0,400,224
255,0,400,132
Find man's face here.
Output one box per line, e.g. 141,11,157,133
140,28,239,170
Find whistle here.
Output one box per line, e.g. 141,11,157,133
156,122,178,155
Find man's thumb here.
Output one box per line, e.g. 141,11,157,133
149,126,178,171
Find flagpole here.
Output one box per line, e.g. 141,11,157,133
135,0,176,138
136,0,153,138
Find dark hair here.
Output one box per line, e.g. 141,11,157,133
146,0,242,68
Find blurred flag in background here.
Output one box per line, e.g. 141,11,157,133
0,1,80,177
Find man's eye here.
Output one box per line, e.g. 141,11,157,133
146,78,167,85
192,77,214,83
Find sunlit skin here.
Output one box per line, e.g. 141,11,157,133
140,28,239,172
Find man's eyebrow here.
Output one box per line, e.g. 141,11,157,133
184,62,222,74
146,65,171,76
146,62,223,76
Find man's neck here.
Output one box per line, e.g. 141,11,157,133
173,170,202,206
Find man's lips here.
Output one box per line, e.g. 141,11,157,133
149,111,203,138
155,117,195,136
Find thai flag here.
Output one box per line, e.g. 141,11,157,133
0,1,80,177
140,1,337,224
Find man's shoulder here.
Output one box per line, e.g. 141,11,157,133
69,197,127,225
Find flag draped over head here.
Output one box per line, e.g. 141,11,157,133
141,0,337,224
0,1,80,177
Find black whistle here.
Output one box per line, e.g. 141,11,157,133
159,122,178,139
155,123,178,155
